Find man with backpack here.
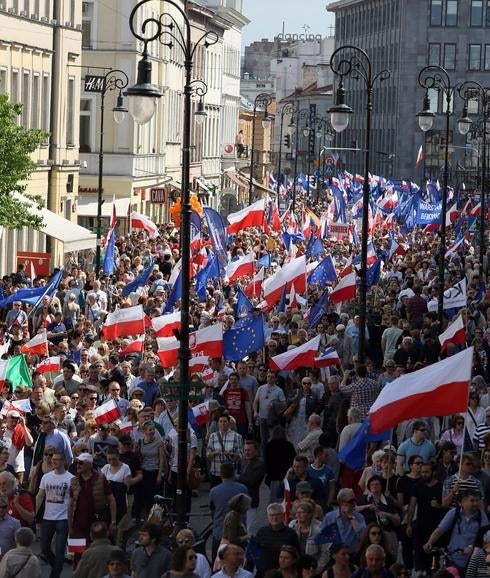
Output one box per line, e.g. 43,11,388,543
423,489,488,574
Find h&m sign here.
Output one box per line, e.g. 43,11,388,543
84,75,105,93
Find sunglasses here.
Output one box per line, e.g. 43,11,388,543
44,452,54,457
88,397,98,400
187,555,197,560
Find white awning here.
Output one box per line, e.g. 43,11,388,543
14,193,96,253
77,196,131,218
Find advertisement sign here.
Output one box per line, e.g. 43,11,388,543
17,251,51,277
328,223,350,240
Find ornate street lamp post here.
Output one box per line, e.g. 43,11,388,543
277,102,296,193
248,93,273,205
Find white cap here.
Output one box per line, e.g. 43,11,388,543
77,453,93,463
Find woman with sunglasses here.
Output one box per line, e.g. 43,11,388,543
439,415,466,457
356,523,395,568
164,545,200,578
467,391,486,441
28,444,55,496
175,529,211,578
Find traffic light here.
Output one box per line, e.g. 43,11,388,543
283,134,291,148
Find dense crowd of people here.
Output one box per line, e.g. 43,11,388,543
0,204,488,578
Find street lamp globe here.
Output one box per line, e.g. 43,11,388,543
113,94,127,124
126,54,162,125
262,116,271,130
457,106,472,136
288,122,296,135
416,92,436,132
328,82,352,133
194,99,207,126
302,126,310,137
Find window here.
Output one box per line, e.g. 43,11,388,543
66,77,75,145
0,68,6,93
429,43,441,65
11,70,19,104
428,88,439,114
469,44,481,69
22,71,30,127
487,0,490,25
485,44,490,69
444,44,456,69
79,98,92,152
470,0,483,25
42,74,50,132
446,0,458,24
82,20,91,48
32,74,39,128
430,0,443,25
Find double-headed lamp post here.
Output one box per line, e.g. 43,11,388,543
291,107,311,212
455,82,490,273
416,65,471,328
126,0,217,530
94,69,129,277
328,46,390,365
248,93,273,205
277,102,296,194
311,115,334,203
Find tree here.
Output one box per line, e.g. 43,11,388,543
0,93,48,229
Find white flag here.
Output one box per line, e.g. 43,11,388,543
427,278,467,312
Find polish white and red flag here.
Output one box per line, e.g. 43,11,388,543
314,347,341,367
157,336,179,368
20,330,48,356
282,476,292,524
93,398,122,425
36,356,61,374
120,335,145,356
439,315,466,352
192,401,210,426
446,203,459,227
68,539,87,554
200,367,214,383
189,355,209,374
445,236,465,259
131,211,159,238
151,311,181,338
369,347,473,434
269,335,321,371
469,202,481,217
338,257,353,279
227,199,265,234
243,267,265,298
263,255,307,306
118,420,134,434
416,144,424,166
329,271,357,304
102,305,146,340
225,253,255,282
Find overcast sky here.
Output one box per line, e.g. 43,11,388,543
241,0,335,47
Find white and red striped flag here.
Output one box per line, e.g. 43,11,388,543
20,329,48,356
416,145,423,166
329,271,357,304
68,538,87,554
120,335,145,356
227,199,265,234
225,253,255,283
282,476,292,524
269,335,321,371
102,305,146,340
262,255,306,306
131,211,159,238
438,315,466,352
93,398,122,425
189,355,209,374
192,401,210,426
157,336,179,368
369,347,473,434
243,267,265,298
36,356,61,374
314,347,341,367
151,311,181,338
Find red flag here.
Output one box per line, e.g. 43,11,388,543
263,256,306,305
244,267,265,298
329,271,357,304
131,211,159,238
68,539,87,554
416,145,423,166
157,336,179,368
282,476,292,524
269,335,321,371
438,315,466,352
93,399,121,425
36,356,61,374
189,355,209,374
369,347,473,434
192,401,210,426
338,258,353,279
227,199,265,234
20,330,48,356
102,305,146,340
225,253,255,282
120,335,145,356
314,347,341,368
158,324,223,366
151,311,181,337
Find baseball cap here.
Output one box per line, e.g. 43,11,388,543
77,453,93,463
383,359,395,367
335,324,345,331
7,410,21,419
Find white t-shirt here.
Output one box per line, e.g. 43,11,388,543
40,470,74,520
101,462,131,483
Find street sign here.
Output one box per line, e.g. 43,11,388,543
150,188,166,203
84,75,105,93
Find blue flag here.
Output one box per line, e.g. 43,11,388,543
339,418,391,471
305,236,324,259
0,269,62,309
309,290,329,328
121,259,154,297
257,253,272,268
235,288,253,317
309,256,337,285
278,285,287,313
223,313,265,361
366,258,382,287
245,535,263,571
282,231,304,250
163,272,182,313
103,231,116,276
315,522,340,546
203,207,228,267
194,255,221,301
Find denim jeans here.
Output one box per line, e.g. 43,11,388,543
41,519,69,578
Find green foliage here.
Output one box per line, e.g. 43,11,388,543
0,94,48,229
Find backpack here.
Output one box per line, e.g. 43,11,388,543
437,506,482,548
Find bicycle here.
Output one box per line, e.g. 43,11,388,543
428,547,464,575
122,494,213,563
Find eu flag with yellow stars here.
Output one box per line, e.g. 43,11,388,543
223,313,265,361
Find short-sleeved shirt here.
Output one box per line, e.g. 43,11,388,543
442,474,483,506
223,387,249,424
39,470,74,520
139,436,163,471
254,384,285,419
131,544,172,578
0,514,21,555
397,437,435,471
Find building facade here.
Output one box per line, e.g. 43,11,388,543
0,1,84,274
327,0,490,184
